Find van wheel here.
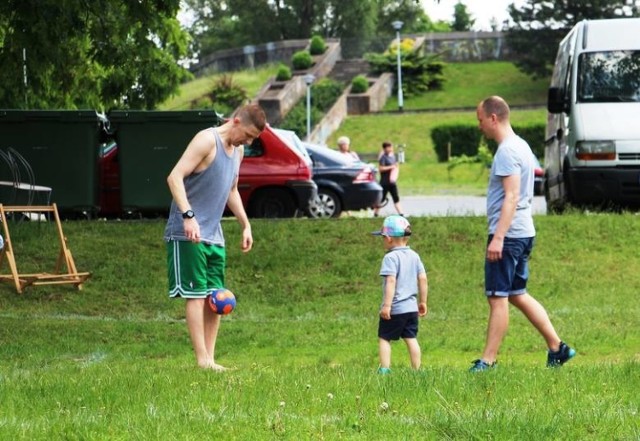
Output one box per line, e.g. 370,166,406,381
250,189,296,218
307,189,342,218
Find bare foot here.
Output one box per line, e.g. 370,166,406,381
210,363,227,372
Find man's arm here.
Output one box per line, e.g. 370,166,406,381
166,130,215,242
225,146,253,252
487,174,519,261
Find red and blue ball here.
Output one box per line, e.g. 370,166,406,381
207,289,236,315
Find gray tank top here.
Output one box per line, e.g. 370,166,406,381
164,128,240,246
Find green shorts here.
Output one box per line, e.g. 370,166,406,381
167,240,226,298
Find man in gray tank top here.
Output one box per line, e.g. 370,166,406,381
469,96,575,372
164,104,266,370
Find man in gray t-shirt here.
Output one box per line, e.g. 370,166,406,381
469,96,575,372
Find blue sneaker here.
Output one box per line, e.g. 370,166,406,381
547,342,576,367
378,367,391,375
469,359,496,372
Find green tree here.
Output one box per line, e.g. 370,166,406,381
183,0,445,61
451,1,475,31
507,0,640,79
0,0,191,110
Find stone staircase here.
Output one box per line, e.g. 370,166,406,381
328,59,371,85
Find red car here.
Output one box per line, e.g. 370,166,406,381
98,124,316,218
238,124,316,218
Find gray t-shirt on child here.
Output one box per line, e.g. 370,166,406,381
486,134,536,238
379,246,426,315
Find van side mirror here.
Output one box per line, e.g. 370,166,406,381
547,87,569,114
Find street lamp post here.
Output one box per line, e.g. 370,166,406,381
303,74,315,140
391,20,404,112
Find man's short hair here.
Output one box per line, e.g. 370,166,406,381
235,104,266,131
481,96,510,122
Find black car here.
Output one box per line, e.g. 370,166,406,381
304,143,382,218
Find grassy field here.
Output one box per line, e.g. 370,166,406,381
0,216,638,439
158,64,280,111
384,61,548,111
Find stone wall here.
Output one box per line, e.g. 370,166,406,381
255,41,341,125
346,73,394,115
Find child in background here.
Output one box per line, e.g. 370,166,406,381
371,215,428,373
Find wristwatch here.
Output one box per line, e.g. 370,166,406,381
181,209,195,219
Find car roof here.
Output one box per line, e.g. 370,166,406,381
304,142,364,167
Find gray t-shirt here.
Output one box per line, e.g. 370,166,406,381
379,246,426,315
486,134,536,238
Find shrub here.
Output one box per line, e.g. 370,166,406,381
366,49,446,96
350,75,369,94
431,125,482,162
310,78,344,112
291,50,313,70
202,74,248,116
275,64,292,81
279,105,323,138
309,35,327,55
431,123,546,162
279,78,344,136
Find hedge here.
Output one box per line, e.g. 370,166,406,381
432,123,545,162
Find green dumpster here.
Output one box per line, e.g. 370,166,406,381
108,110,220,214
0,110,107,214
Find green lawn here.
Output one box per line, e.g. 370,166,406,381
157,64,280,111
384,60,549,110
0,216,638,439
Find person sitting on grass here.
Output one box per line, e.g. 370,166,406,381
372,215,428,374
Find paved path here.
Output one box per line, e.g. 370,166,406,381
364,195,547,218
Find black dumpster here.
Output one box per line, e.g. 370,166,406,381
107,110,220,214
0,110,108,214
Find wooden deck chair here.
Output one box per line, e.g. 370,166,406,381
0,204,91,293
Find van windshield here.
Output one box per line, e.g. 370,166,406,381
577,50,640,103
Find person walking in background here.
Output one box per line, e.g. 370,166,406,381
164,104,266,371
336,136,360,162
372,215,428,374
373,141,403,217
469,96,575,372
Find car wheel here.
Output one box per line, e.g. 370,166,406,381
250,189,296,218
307,189,341,218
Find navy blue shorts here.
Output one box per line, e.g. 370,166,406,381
378,312,419,341
485,235,534,297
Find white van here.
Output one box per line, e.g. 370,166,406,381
545,18,640,211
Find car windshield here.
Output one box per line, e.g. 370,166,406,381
577,50,640,103
305,143,363,167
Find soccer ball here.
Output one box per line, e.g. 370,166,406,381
208,288,236,315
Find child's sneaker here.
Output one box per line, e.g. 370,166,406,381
469,359,496,372
377,367,391,375
547,342,576,367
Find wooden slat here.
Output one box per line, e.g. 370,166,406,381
0,204,91,293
